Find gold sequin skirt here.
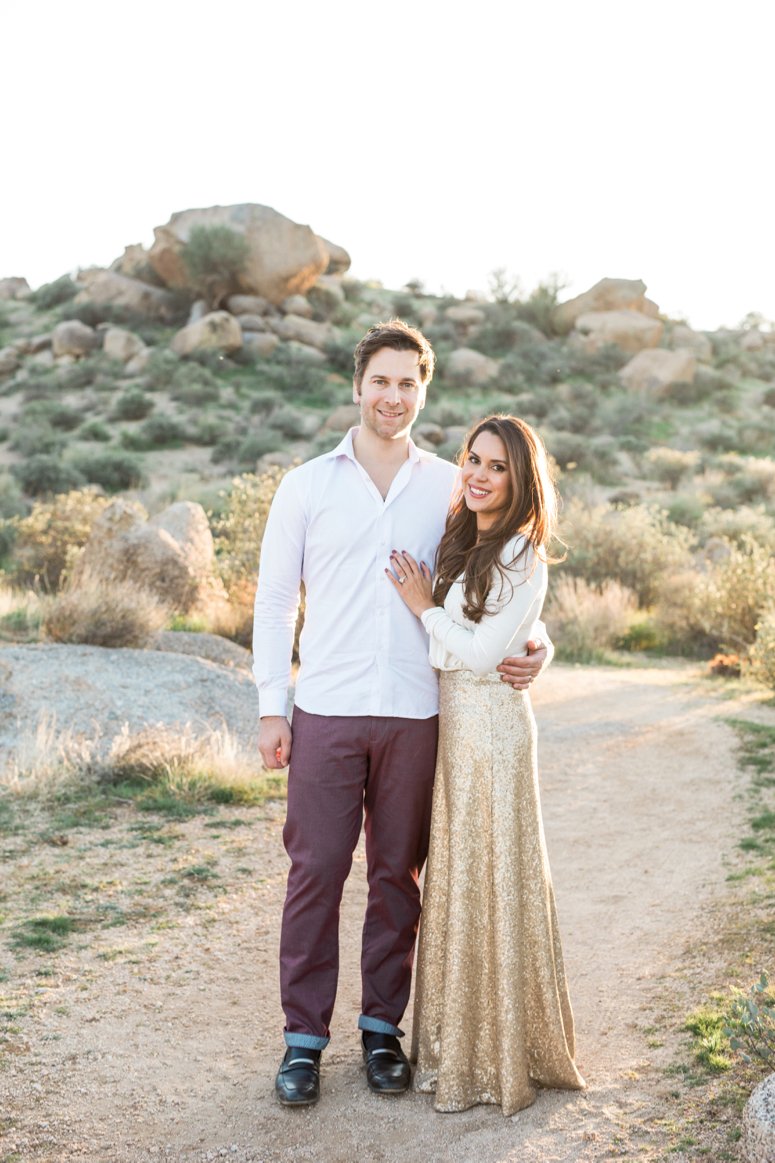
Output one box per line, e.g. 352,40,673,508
412,669,585,1115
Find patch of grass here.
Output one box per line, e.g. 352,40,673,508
10,914,76,952
685,1005,733,1072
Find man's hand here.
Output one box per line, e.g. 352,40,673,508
496,639,549,690
259,716,292,769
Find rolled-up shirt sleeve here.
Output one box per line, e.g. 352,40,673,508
420,555,548,677
252,472,306,717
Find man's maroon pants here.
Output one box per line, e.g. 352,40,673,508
280,707,438,1046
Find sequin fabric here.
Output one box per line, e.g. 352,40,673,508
412,670,585,1116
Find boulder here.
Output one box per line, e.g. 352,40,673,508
310,275,346,311
51,320,99,358
74,269,178,320
225,293,273,316
742,330,765,351
109,244,162,284
619,348,696,393
0,347,20,377
170,310,243,358
148,204,335,305
241,332,280,359
102,326,147,363
268,313,332,350
575,310,663,354
284,340,328,364
445,347,500,386
322,403,361,432
187,299,210,325
281,294,314,318
125,349,151,376
414,422,446,446
319,236,352,275
237,314,270,332
27,333,53,354
151,630,252,671
667,324,712,362
72,499,226,615
445,304,486,328
742,1072,775,1163
554,278,656,333
0,277,30,299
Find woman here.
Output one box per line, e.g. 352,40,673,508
386,415,584,1116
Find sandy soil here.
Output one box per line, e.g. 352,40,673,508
0,662,770,1162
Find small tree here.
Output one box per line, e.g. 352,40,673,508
181,224,249,310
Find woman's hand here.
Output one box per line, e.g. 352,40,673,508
385,550,435,618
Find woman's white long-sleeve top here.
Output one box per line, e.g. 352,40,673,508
420,535,547,677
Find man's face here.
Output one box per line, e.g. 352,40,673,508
353,347,427,441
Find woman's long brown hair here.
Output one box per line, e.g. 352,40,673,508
433,415,558,623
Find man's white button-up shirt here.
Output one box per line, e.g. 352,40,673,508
253,429,459,719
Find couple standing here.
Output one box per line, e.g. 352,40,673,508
253,320,584,1116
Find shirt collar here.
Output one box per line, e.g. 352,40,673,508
324,427,438,465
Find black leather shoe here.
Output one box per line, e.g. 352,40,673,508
362,1032,410,1094
275,1046,321,1106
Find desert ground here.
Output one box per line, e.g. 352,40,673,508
1,662,772,1162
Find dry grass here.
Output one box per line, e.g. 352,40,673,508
42,572,170,648
547,576,638,662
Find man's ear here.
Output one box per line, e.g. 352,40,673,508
352,379,361,405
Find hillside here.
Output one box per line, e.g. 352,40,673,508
0,203,774,674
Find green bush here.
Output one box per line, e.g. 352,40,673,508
10,423,65,457
697,536,775,650
750,611,775,690
267,405,314,440
142,348,182,392
169,362,220,405
112,387,155,420
12,456,85,497
643,447,700,489
546,576,638,662
121,414,186,450
557,499,696,606
30,275,78,309
181,224,249,309
4,488,109,589
78,419,112,442
73,450,144,492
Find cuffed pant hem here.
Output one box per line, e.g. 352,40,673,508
284,1031,330,1050
358,1014,405,1038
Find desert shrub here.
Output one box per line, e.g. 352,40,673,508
72,450,144,492
78,419,111,442
234,430,283,465
168,362,220,405
26,401,83,431
725,973,775,1069
716,453,775,504
121,414,186,449
696,536,775,650
546,577,638,662
112,387,154,420
307,282,345,321
750,611,775,690
142,348,182,392
12,455,85,498
557,499,696,606
181,224,249,309
248,390,283,416
662,365,736,407
30,275,78,309
664,492,706,528
10,423,64,457
5,488,109,590
210,468,287,600
0,473,26,520
643,447,701,489
652,568,717,656
253,354,332,402
696,506,775,552
55,353,124,393
189,416,228,445
43,572,169,647
513,276,566,336
267,405,313,440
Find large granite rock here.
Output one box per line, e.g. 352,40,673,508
667,324,712,362
102,326,147,363
575,310,663,354
170,310,243,357
445,347,500,385
268,313,333,350
51,320,100,358
71,500,227,615
0,277,30,299
554,277,658,333
74,269,178,320
148,204,346,305
0,347,20,377
742,1072,775,1163
619,348,696,392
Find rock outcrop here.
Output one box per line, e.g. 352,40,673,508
554,278,658,333
445,347,500,385
619,348,696,392
51,320,100,358
575,310,663,354
170,311,243,357
75,269,178,320
148,204,348,305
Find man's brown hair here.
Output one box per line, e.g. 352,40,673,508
353,319,435,390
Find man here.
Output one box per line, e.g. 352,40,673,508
253,320,549,1107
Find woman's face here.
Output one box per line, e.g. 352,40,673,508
461,430,512,530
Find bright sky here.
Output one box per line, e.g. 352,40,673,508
4,0,774,330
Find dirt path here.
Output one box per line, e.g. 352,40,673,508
0,663,768,1162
